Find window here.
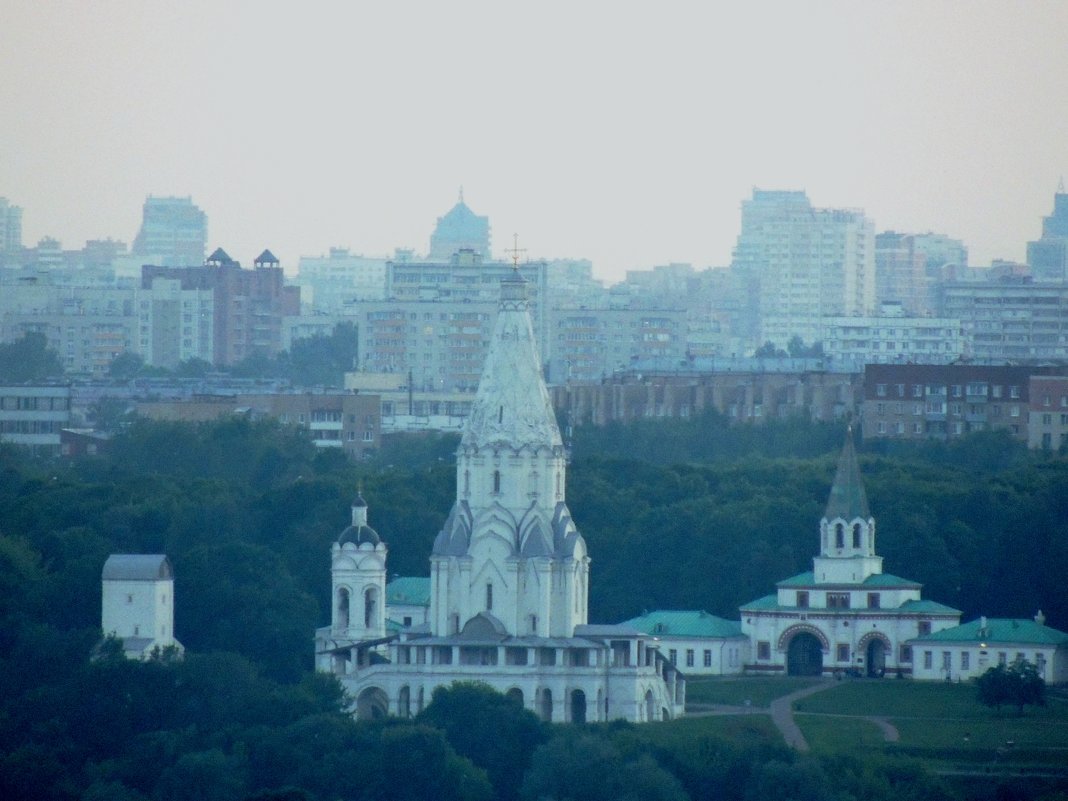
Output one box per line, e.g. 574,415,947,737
942,651,951,671
796,591,809,608
126,594,133,604
835,523,844,549
493,470,501,494
867,593,880,609
486,583,493,610
836,644,850,662
362,430,374,442
876,383,887,397
899,645,912,663
827,592,850,609
912,384,923,398
669,649,678,665
1010,386,1020,399
998,652,1007,666
918,621,931,635
704,650,712,668
923,651,933,669
686,649,695,667
853,523,862,548
757,641,771,660
961,651,970,670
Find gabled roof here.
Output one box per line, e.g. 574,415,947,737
911,617,1068,646
623,610,745,639
254,249,279,265
824,430,871,521
102,554,172,581
386,576,431,607
206,247,234,265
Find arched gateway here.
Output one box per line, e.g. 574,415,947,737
786,631,824,676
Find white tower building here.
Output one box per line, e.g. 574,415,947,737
315,269,684,722
740,432,960,676
101,554,183,660
430,269,588,639
330,492,388,643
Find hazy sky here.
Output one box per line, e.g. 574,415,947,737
2,1,1067,281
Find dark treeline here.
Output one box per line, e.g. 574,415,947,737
2,413,1067,799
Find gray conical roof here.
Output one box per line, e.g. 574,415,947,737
460,273,562,451
824,430,871,521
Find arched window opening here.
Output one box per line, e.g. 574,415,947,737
835,522,845,549
493,470,501,494
364,588,377,628
498,405,504,424
486,582,493,611
530,614,538,634
852,523,862,548
398,685,411,718
463,469,470,495
451,613,460,634
337,588,351,628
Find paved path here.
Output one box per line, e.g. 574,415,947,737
768,681,836,752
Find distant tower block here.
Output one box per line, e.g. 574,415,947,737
101,554,183,660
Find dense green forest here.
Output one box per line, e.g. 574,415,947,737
2,412,1067,799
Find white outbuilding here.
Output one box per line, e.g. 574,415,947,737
101,554,183,660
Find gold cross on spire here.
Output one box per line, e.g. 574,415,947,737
505,233,526,271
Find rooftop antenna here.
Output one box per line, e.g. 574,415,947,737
459,185,464,204
1059,176,1065,194
505,233,526,272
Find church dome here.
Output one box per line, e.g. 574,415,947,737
338,523,380,547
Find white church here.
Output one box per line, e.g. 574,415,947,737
739,433,963,677
315,269,685,722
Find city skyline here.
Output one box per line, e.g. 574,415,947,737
2,2,1067,281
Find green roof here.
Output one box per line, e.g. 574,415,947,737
863,573,921,588
386,576,430,607
777,572,815,587
824,431,871,522
912,618,1068,646
775,571,921,589
623,610,745,639
739,595,780,611
899,599,961,614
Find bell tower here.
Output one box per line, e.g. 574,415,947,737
331,491,387,641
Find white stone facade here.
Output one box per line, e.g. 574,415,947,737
315,273,684,722
101,554,183,660
740,434,961,677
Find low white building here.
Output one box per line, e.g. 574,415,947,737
386,577,431,629
740,432,961,676
909,615,1068,684
315,271,684,723
622,610,748,676
101,554,183,660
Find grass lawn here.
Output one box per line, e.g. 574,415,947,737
796,715,890,752
796,678,982,717
686,676,824,707
644,713,782,747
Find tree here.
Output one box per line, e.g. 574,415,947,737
0,332,63,381
108,351,146,379
977,661,1046,714
418,682,546,801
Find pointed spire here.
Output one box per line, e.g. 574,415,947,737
460,274,562,451
824,426,871,521
459,185,465,204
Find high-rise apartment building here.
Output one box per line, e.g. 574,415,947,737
295,248,388,312
875,232,928,315
1026,187,1068,281
141,248,300,366
730,190,875,350
132,196,208,267
428,192,490,260
0,198,23,260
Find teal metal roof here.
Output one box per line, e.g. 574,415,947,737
899,599,961,614
775,571,921,589
386,576,430,607
863,573,921,588
824,431,871,522
739,595,781,611
911,618,1068,646
623,610,745,639
776,572,815,587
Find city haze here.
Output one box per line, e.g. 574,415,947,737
2,1,1067,279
